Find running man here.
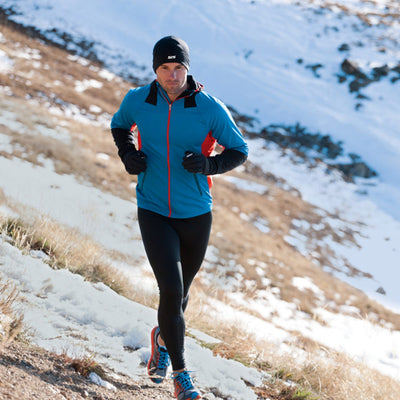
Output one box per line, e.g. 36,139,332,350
111,35,248,400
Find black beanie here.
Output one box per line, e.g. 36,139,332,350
153,36,190,73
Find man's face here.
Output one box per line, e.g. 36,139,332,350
156,63,188,100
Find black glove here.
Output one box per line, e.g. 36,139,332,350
182,149,248,175
182,151,208,174
123,150,147,175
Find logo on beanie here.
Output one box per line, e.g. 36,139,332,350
168,55,177,59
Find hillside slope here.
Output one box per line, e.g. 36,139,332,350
0,342,166,400
1,5,400,400
0,9,398,327
2,0,400,307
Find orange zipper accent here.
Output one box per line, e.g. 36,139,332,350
157,83,193,218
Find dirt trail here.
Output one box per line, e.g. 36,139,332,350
0,342,176,400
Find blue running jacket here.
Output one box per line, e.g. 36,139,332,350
111,76,248,218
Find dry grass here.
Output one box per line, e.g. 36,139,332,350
303,0,400,27
289,350,400,400
0,201,160,314
0,214,136,299
210,174,400,330
184,286,400,400
0,94,135,202
58,352,106,379
0,276,24,350
191,314,400,400
0,20,130,116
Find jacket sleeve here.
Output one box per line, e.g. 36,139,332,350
205,96,248,174
208,97,248,153
110,89,138,160
111,128,137,161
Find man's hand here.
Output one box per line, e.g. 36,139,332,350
123,150,147,175
182,151,207,174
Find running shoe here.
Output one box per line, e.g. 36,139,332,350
147,326,170,383
172,370,202,400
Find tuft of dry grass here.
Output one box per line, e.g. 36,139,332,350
0,276,24,350
58,352,106,379
1,217,53,257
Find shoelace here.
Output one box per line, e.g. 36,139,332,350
172,371,194,390
157,346,170,369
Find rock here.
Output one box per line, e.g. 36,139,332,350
372,65,390,79
306,63,324,78
335,161,377,180
341,59,368,80
376,287,386,295
338,43,350,52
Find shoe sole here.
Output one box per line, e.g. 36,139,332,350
181,394,201,400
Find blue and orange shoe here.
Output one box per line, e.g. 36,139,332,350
172,370,202,400
147,326,170,383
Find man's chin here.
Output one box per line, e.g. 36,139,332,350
166,84,181,90
167,87,184,95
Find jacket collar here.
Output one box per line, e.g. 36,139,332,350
145,75,203,107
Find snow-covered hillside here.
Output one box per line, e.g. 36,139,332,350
1,0,400,398
2,0,400,307
1,0,400,307
0,238,265,399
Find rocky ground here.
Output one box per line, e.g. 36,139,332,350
0,342,177,400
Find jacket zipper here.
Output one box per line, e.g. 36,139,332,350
158,84,197,217
166,103,172,217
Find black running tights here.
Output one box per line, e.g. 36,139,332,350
137,208,212,371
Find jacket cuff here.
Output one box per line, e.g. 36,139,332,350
205,149,247,175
